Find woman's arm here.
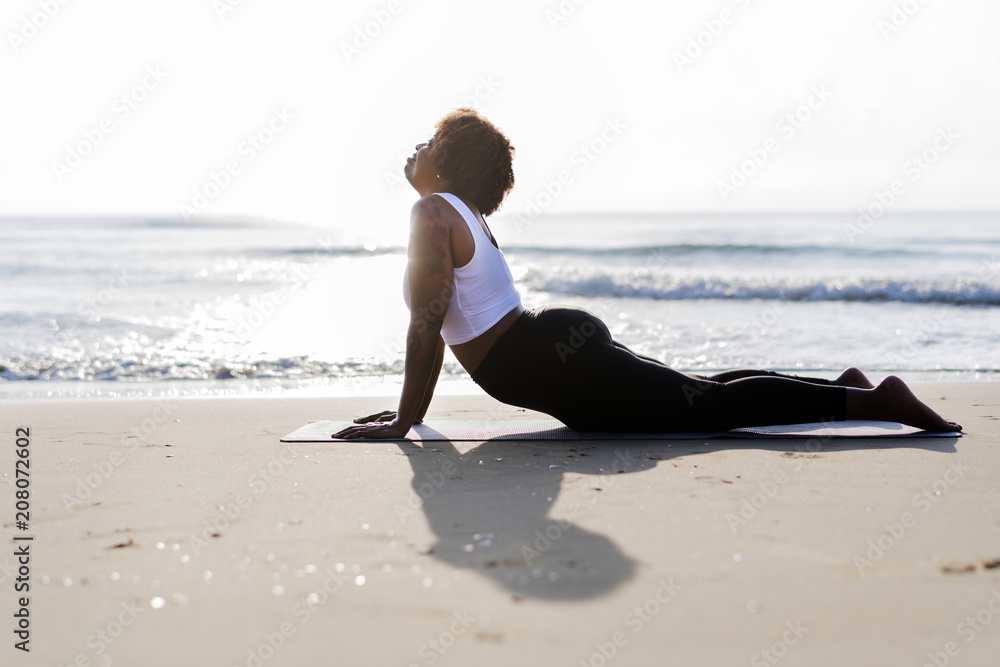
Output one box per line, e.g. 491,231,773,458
352,334,444,426
335,198,453,439
415,334,446,423
396,198,454,430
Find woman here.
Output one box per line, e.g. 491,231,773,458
334,109,960,439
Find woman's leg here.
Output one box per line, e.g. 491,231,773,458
699,369,832,384
612,341,668,366
611,334,876,389
846,376,960,431
638,368,957,433
613,339,875,390
589,335,955,432
573,336,850,432
474,307,957,433
699,367,874,388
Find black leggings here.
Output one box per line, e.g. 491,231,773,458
471,306,847,433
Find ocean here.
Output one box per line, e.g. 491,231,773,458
2,211,998,400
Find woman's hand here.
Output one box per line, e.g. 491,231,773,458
333,419,412,440
352,410,422,425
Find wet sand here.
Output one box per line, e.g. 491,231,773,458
2,383,999,666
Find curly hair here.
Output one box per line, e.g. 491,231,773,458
432,108,515,217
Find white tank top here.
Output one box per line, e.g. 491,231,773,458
403,192,522,345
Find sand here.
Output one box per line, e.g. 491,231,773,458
2,382,999,666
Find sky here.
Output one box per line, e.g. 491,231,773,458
2,0,998,233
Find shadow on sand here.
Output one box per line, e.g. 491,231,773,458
395,434,960,601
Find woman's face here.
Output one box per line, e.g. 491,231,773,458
404,136,440,193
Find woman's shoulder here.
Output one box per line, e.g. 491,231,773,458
409,194,461,231
407,195,459,265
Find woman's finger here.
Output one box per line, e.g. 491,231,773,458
353,410,395,424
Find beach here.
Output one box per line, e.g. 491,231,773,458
3,211,999,665
5,1,999,663
4,382,998,666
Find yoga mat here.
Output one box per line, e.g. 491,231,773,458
280,419,961,443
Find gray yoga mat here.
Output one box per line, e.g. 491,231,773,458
280,419,961,443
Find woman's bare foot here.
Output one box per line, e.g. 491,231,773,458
835,367,875,389
850,375,961,432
